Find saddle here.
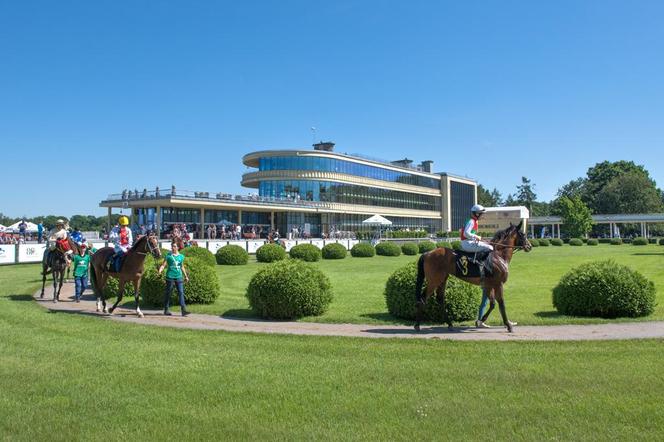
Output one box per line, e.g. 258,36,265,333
106,253,126,273
453,250,493,278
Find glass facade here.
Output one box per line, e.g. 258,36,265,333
204,210,239,225
322,213,441,233
259,156,440,189
259,180,440,212
450,181,476,231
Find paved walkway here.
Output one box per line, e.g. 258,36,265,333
33,283,664,341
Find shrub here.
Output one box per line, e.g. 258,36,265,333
569,238,583,246
660,238,664,246
401,242,420,255
215,244,249,265
451,240,462,251
101,255,156,299
587,239,599,246
246,259,332,319
418,241,436,253
632,237,648,246
141,256,221,306
375,242,402,257
289,243,322,262
435,241,452,249
610,238,623,245
385,262,481,323
563,238,570,244
322,243,347,259
180,246,216,267
552,260,656,318
256,243,286,262
551,238,563,246
649,238,658,244
582,238,588,243
351,243,375,257
539,239,550,247
598,238,611,244
529,238,539,247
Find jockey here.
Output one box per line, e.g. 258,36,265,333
460,204,493,253
46,219,73,265
70,227,86,246
108,215,133,271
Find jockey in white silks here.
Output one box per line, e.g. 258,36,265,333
46,219,73,265
108,215,133,271
460,204,493,253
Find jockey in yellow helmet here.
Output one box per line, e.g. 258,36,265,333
108,216,133,271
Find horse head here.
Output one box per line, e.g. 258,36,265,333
145,233,162,259
508,221,532,252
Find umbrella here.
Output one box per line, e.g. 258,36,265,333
217,219,234,226
7,221,39,232
361,214,392,226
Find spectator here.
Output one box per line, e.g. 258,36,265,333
18,220,27,239
158,242,190,317
72,244,90,303
37,222,44,244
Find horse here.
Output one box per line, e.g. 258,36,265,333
89,234,161,317
414,221,532,333
40,248,69,302
42,237,81,278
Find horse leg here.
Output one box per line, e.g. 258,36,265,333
495,286,513,333
435,276,452,329
57,271,64,302
52,271,59,303
109,279,126,314
414,255,427,331
133,279,143,318
480,288,496,324
40,265,47,298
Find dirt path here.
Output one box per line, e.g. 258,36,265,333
33,283,664,341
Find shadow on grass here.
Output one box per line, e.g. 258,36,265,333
222,308,262,320
534,310,562,319
631,253,664,256
8,294,34,302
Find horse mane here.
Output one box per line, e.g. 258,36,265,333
491,224,517,243
131,234,148,250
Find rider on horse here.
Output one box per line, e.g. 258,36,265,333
460,204,493,253
70,227,86,246
46,219,73,266
108,215,133,272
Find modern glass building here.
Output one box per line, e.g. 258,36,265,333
100,142,477,238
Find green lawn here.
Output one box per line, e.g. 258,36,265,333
189,243,664,325
1,264,663,440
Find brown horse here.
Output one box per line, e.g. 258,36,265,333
89,234,161,317
414,221,532,333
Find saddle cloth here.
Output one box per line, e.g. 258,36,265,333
454,250,493,278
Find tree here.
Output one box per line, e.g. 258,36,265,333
477,184,503,207
507,177,538,212
596,172,664,214
558,196,593,238
585,161,656,212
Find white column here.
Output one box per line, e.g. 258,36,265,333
641,222,646,238
530,223,535,238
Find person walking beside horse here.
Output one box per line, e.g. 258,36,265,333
158,242,190,317
72,244,90,303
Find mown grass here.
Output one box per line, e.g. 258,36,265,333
1,264,663,440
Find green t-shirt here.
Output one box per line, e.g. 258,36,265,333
165,253,185,279
72,254,90,277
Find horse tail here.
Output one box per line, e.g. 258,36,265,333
415,253,426,302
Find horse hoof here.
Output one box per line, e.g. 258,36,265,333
507,327,514,333
138,312,144,318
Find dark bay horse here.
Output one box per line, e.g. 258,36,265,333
89,234,161,317
40,248,69,302
414,221,532,333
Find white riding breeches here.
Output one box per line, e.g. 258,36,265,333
461,240,494,253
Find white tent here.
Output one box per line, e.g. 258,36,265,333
7,221,39,232
361,214,393,226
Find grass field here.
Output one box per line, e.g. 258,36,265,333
1,264,664,440
189,243,664,325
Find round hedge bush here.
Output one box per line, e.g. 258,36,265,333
215,244,249,265
375,241,402,257
632,237,648,246
351,243,375,257
539,239,550,247
551,238,563,246
385,262,481,323
289,243,322,262
648,238,658,244
529,238,540,247
256,243,287,262
101,255,157,300
180,246,216,267
611,238,623,245
401,242,419,255
552,260,656,318
322,243,347,259
587,239,599,246
246,259,332,319
435,241,452,249
451,240,462,251
418,241,436,254
140,256,221,306
569,238,583,246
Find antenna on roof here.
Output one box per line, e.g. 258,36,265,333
310,127,317,145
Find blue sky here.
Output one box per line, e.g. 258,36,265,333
2,1,663,217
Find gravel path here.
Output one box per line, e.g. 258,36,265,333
33,283,664,341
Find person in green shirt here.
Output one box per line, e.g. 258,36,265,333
158,242,190,316
72,244,91,303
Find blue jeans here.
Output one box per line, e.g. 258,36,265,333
477,291,489,321
164,278,186,311
74,276,87,300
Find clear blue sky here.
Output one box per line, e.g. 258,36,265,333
2,1,663,217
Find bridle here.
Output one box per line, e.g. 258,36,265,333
136,235,160,257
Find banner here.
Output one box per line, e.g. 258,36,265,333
282,240,297,252
18,244,46,263
310,239,324,249
348,240,359,250
247,240,266,254
207,241,228,254
227,240,247,251
0,245,16,264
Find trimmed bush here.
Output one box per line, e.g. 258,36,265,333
351,243,375,257
246,259,332,319
451,240,462,251
529,238,540,247
598,238,612,244
551,238,563,246
632,237,648,246
401,242,420,255
256,243,286,262
435,241,452,249
289,243,322,262
375,242,402,257
385,262,481,323
215,244,249,265
649,238,658,244
322,243,347,259
611,238,623,245
539,239,550,246
180,246,216,267
141,256,221,306
569,238,583,246
418,241,436,254
587,239,599,246
553,260,656,318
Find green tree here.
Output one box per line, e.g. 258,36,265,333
559,196,593,238
585,161,656,212
596,172,664,214
477,184,503,207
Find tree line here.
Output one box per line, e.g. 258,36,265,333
0,213,120,232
